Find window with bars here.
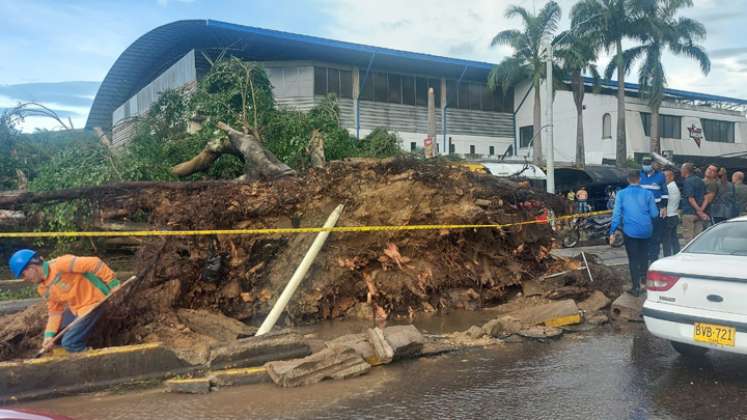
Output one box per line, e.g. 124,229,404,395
640,112,682,139
701,119,735,143
314,66,353,99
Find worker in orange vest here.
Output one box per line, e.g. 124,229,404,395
9,249,121,354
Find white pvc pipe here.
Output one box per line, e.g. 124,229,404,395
255,204,344,336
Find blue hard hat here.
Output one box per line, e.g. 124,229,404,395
9,249,37,278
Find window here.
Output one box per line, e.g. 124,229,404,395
373,72,387,102
640,112,681,139
702,118,735,143
402,76,415,106
415,77,428,107
314,67,353,98
410,142,417,152
602,113,612,139
327,68,340,97
519,125,534,148
469,145,476,155
340,70,353,98
449,139,455,154
387,73,402,104
489,146,495,156
314,67,327,96
446,80,458,107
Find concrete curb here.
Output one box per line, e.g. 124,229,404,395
0,332,310,403
0,343,195,404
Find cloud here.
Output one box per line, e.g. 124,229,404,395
0,81,97,132
709,47,747,59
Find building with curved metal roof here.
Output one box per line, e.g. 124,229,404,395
88,19,747,163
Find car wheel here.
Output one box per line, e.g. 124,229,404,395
561,229,580,248
670,341,709,357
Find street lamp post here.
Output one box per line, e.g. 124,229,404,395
544,38,555,194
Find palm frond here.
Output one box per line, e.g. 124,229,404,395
505,5,532,25
490,30,522,48
680,44,711,74
537,1,562,37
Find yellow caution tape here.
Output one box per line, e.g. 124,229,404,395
0,210,611,239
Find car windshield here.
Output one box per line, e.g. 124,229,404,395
684,221,747,256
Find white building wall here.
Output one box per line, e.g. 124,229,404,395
515,81,747,164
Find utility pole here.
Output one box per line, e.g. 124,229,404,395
426,87,436,158
544,38,555,194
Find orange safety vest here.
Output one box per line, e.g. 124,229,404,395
37,255,120,339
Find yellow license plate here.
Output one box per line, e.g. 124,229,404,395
693,322,736,347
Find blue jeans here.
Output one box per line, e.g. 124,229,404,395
59,307,103,352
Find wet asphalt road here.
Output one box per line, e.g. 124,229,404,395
20,324,747,420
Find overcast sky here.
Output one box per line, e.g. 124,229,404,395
1,0,746,130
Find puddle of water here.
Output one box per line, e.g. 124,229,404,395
19,326,747,420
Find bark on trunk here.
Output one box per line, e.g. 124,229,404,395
615,40,627,168
218,122,296,179
532,82,543,165
650,107,660,154
171,138,230,177
572,71,585,169
308,129,326,168
169,122,296,179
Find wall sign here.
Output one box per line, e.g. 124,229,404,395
687,124,703,148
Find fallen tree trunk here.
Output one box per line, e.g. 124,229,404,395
170,122,295,180
0,180,246,210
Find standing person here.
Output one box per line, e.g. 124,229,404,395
576,186,589,213
639,156,668,261
710,167,736,223
679,163,707,241
8,250,121,355
662,170,681,257
610,170,659,297
702,164,721,224
732,171,747,216
566,190,576,214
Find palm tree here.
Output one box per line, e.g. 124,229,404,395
554,32,601,168
619,0,710,153
489,2,561,165
572,0,647,168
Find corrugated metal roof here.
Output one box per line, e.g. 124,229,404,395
583,77,747,106
86,19,747,131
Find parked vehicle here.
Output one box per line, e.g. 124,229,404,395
0,408,72,420
643,217,747,356
560,214,623,248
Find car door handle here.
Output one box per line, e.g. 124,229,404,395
707,294,723,303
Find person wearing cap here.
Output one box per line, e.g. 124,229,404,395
639,156,668,261
8,249,120,355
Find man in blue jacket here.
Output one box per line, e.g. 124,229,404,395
610,170,659,297
639,156,668,261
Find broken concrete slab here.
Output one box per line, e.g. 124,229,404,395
0,343,195,403
464,325,486,339
383,325,425,361
208,331,311,370
518,326,563,339
367,328,394,365
504,300,581,328
483,316,523,337
611,293,645,322
165,377,211,394
208,367,270,387
325,333,377,363
265,347,371,388
578,291,612,313
587,312,609,325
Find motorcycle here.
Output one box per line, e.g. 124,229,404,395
560,214,624,248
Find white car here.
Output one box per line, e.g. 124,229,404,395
643,216,747,357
